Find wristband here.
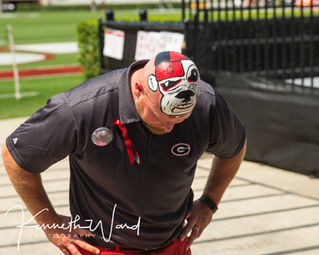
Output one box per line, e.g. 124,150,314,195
199,194,218,213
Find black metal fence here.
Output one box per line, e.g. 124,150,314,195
182,0,319,91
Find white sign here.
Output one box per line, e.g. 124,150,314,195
103,28,125,60
135,31,184,60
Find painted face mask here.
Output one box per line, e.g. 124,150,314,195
147,51,200,118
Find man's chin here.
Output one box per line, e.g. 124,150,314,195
145,124,168,135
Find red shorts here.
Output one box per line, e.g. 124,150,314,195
78,238,191,255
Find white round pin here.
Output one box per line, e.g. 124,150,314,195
91,127,113,146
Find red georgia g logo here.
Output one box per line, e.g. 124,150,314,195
171,143,191,157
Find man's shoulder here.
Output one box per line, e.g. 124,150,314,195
196,80,231,113
199,79,216,96
197,79,217,107
60,68,127,107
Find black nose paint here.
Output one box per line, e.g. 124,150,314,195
175,90,195,103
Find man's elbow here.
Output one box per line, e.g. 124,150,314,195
2,143,24,177
2,143,15,176
226,138,247,162
2,143,10,166
240,138,247,157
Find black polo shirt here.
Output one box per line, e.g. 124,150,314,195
6,60,246,250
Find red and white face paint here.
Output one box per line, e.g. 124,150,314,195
147,51,200,118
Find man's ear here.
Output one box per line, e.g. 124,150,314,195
133,81,144,100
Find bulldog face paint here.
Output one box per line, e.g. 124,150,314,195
147,51,200,117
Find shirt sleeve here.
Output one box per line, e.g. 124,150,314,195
207,90,246,158
6,94,77,173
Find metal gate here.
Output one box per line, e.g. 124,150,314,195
182,0,319,90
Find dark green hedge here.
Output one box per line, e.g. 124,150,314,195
77,19,100,79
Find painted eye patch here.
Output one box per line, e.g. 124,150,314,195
187,66,199,82
160,79,182,91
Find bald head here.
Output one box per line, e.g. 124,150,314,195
143,51,200,118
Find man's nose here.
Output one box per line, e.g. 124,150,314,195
175,90,194,103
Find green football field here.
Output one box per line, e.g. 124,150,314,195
0,9,183,45
0,74,84,119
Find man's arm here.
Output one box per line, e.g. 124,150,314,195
203,139,247,206
180,139,247,249
2,144,100,255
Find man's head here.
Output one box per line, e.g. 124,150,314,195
132,51,200,135
146,51,200,117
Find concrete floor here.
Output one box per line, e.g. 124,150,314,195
1,117,319,255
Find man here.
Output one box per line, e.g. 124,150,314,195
2,51,246,255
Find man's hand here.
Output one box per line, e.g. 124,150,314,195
43,214,100,255
179,200,214,250
180,141,247,250
2,144,100,255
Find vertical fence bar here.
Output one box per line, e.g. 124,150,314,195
247,0,252,73
225,0,230,70
309,0,314,89
203,0,208,20
272,0,278,82
256,0,261,75
182,0,185,20
105,9,114,21
193,0,200,63
204,2,210,75
239,0,244,73
299,0,305,87
217,0,222,70
290,0,295,87
196,0,199,16
210,0,213,21
264,0,269,80
232,0,237,72
98,17,106,72
210,0,216,71
189,0,192,20
281,0,287,81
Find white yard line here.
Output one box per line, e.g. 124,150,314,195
13,41,79,54
0,41,78,66
0,53,46,66
0,91,39,99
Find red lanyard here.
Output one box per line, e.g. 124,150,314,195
114,120,140,165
